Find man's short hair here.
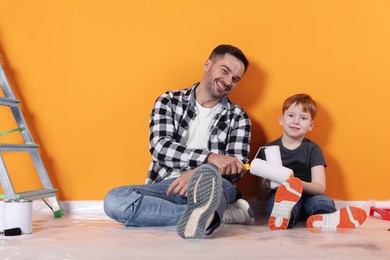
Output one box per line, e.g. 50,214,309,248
209,44,249,73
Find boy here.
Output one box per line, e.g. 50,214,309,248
261,94,366,231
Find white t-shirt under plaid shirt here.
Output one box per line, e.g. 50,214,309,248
146,83,251,184
167,100,221,179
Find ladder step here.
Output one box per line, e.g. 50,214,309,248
0,63,63,217
0,143,39,151
0,96,20,107
0,188,58,200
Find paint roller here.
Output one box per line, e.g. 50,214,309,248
244,159,293,181
243,145,294,189
0,227,22,236
243,159,293,188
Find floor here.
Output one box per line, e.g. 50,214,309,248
1,200,390,260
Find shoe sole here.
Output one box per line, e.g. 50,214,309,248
268,177,302,230
176,164,222,239
306,206,367,232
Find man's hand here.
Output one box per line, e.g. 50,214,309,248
206,153,245,175
166,169,196,197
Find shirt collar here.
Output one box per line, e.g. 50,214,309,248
188,82,229,109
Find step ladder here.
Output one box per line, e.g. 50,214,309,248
0,61,63,218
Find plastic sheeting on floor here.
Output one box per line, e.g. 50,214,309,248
1,200,390,259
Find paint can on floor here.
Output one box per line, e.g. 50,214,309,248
3,199,33,234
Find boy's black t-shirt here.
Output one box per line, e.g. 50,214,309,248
257,137,326,183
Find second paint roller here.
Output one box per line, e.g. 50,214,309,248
243,145,293,187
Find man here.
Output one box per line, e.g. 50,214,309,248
104,44,254,239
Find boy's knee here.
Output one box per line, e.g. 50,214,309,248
309,195,336,214
317,195,335,205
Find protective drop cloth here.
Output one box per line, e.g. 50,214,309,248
1,200,389,259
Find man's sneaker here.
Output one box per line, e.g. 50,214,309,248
223,199,255,225
306,206,367,232
269,177,302,230
176,164,222,239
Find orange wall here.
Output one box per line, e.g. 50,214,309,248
0,1,389,201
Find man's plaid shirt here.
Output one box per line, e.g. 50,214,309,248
145,83,251,184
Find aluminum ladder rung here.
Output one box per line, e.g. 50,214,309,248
0,143,39,152
0,62,63,218
0,188,58,200
0,96,20,107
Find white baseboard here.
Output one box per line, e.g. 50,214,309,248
33,199,390,214
33,200,104,215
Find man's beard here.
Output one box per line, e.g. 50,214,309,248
208,87,219,99
207,80,230,100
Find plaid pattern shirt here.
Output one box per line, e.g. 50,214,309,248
146,83,251,184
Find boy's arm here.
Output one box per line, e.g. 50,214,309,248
301,165,326,195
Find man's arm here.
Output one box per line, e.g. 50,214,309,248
165,102,251,195
207,107,251,179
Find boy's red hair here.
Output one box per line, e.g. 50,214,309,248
282,94,317,119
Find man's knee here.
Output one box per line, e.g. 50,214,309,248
103,186,139,220
103,188,119,218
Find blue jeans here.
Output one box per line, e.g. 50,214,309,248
267,193,337,228
104,177,237,227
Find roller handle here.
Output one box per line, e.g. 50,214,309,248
1,227,22,236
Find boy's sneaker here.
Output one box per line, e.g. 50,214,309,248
176,164,222,239
223,199,255,225
306,206,367,232
269,177,302,230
